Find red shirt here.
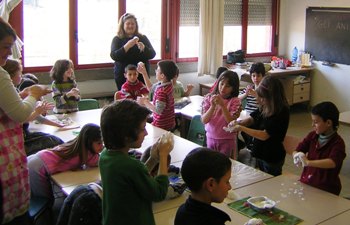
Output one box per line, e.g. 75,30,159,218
296,131,346,195
120,80,149,100
152,82,175,131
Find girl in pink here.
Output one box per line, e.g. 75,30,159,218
27,123,104,205
201,70,241,158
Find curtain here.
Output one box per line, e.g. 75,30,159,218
197,0,224,76
0,0,23,59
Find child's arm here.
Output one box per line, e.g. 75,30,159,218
292,150,336,168
26,101,54,122
137,62,152,91
217,97,242,123
201,95,217,124
137,97,157,112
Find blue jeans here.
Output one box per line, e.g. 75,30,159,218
256,158,285,176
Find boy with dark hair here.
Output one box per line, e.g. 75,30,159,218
99,100,173,225
293,101,346,195
175,148,232,225
138,60,178,131
115,64,149,100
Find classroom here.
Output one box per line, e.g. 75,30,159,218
1,0,350,225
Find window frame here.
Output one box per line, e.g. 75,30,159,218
10,0,279,72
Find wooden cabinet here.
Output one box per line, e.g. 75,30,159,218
268,67,313,106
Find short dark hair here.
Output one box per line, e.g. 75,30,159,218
100,100,151,149
181,148,232,192
157,60,178,81
124,64,137,73
215,66,228,79
312,101,339,129
212,70,240,98
249,62,266,76
0,17,17,42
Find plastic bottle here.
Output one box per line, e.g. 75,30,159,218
292,47,298,63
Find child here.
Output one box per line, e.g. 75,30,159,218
4,59,64,155
28,123,103,204
172,68,194,99
239,62,266,113
115,64,149,100
99,100,173,225
50,59,80,114
292,101,346,195
228,76,289,176
238,62,267,151
201,70,241,158
209,66,228,93
175,147,232,225
137,60,178,131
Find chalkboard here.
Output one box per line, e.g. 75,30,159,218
305,7,350,65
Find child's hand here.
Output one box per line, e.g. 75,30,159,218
215,95,225,107
137,62,147,75
28,85,52,100
158,132,174,157
247,88,257,97
186,84,194,92
293,152,307,167
224,120,240,133
35,101,54,115
137,96,147,106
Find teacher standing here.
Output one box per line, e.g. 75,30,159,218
110,13,156,90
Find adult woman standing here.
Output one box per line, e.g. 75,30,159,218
110,13,156,90
0,18,51,224
228,76,290,176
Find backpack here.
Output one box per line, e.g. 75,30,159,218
56,183,102,225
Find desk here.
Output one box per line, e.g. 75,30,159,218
177,95,203,138
231,173,350,225
339,111,350,125
318,209,350,224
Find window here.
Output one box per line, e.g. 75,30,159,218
126,0,162,59
23,0,69,67
14,0,278,71
77,0,118,65
178,0,199,58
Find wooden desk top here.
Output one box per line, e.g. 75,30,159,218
318,209,350,224
339,111,350,125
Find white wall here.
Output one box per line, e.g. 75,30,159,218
279,0,350,112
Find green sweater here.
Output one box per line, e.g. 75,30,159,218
99,149,169,225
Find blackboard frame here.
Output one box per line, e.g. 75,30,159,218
305,7,350,65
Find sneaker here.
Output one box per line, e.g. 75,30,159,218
165,182,187,199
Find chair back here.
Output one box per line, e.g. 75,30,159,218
283,135,302,155
78,99,100,111
29,196,52,224
187,115,206,146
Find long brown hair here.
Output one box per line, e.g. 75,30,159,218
256,75,289,117
52,123,101,167
117,13,141,38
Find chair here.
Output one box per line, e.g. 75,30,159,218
186,115,206,146
283,135,302,155
78,99,100,111
29,196,52,225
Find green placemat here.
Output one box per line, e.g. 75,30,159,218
228,197,303,225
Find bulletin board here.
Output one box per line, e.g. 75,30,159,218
305,7,350,65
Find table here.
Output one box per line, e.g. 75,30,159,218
231,173,350,225
318,209,350,224
339,111,350,125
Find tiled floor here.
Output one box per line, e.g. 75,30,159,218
283,105,350,197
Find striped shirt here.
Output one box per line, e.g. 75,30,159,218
240,87,258,114
52,80,80,114
152,82,175,131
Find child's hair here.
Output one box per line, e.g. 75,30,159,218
311,101,339,130
50,59,74,83
124,64,137,73
249,62,266,76
101,100,151,149
117,13,140,38
181,147,232,192
157,60,178,81
0,17,16,41
215,66,228,79
52,123,101,166
2,59,21,78
23,73,39,84
212,70,240,98
256,75,289,117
